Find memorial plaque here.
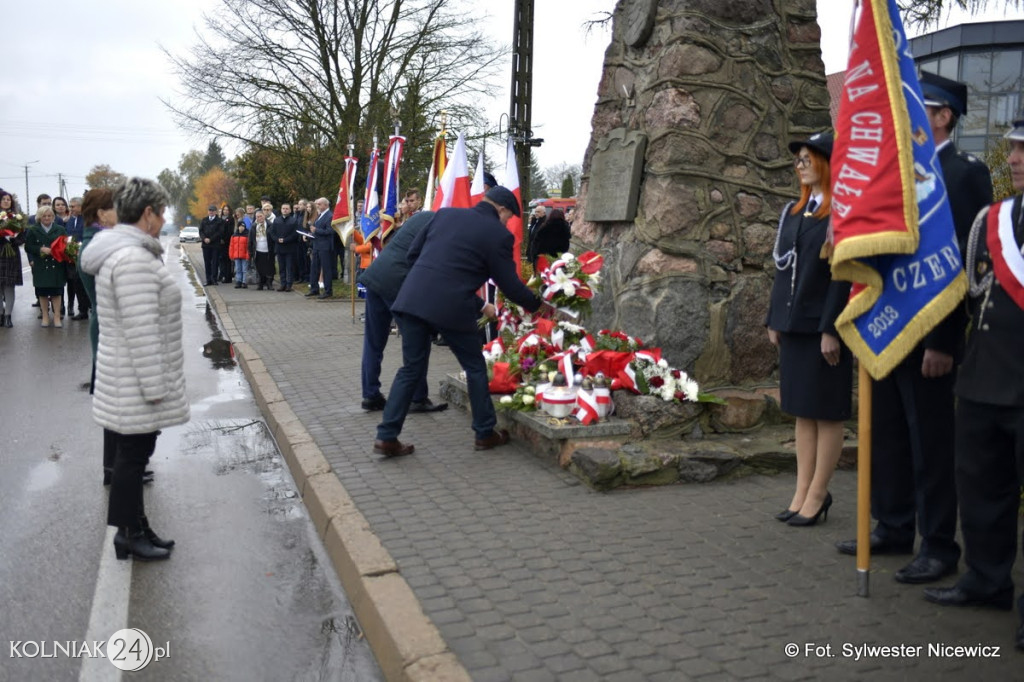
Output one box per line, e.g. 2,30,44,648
586,128,647,222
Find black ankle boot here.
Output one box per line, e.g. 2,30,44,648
139,514,175,549
3,315,10,327
113,527,171,561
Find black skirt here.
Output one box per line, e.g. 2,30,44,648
778,331,853,421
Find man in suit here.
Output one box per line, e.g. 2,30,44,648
271,202,299,291
373,187,550,457
358,210,447,413
199,204,223,285
924,113,1024,652
835,72,993,585
65,197,90,320
307,197,335,298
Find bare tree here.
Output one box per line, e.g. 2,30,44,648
543,162,582,197
164,0,506,197
899,0,1024,27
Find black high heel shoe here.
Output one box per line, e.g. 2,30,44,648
787,492,833,527
139,514,175,550
774,509,798,522
114,528,171,561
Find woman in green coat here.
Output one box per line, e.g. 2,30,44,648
25,205,68,327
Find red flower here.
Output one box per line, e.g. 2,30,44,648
671,370,681,379
674,391,686,401
577,251,604,274
649,376,665,388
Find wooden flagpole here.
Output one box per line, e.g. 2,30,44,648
857,362,871,596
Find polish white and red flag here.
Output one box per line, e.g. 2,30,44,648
331,155,358,242
503,136,524,279
470,150,487,205
431,131,472,210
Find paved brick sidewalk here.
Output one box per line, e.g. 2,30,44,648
198,258,1021,680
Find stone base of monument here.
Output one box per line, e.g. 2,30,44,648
439,373,855,491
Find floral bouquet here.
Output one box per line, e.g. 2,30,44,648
620,353,703,404
50,235,80,263
594,329,644,352
532,250,604,319
0,210,26,258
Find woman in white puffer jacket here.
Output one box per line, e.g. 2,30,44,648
80,177,188,562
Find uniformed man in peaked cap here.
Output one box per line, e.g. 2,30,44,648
923,112,1024,652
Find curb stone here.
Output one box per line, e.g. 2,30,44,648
199,263,471,682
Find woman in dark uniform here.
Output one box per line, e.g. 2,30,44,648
766,131,852,527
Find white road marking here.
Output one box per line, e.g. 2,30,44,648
78,526,129,682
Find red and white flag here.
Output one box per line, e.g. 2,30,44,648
431,131,471,210
504,136,524,278
423,133,447,210
470,150,487,204
331,155,358,242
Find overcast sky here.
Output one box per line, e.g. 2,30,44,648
0,0,1015,208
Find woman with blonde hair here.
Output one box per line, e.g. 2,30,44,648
766,131,852,527
24,205,68,327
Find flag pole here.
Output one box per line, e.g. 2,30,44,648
857,362,871,596
348,137,357,324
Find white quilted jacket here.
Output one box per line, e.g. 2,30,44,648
80,225,189,434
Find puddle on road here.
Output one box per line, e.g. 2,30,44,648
202,304,237,370
179,419,301,518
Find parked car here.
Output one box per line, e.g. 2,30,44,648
179,226,200,243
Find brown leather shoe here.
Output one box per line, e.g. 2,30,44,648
373,439,414,457
474,429,510,451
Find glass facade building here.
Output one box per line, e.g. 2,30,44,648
910,20,1024,153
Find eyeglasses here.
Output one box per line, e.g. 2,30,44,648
793,156,812,169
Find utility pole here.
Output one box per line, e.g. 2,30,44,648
509,0,542,204
24,161,39,209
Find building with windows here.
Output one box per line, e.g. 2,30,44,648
826,19,1024,153
910,19,1024,153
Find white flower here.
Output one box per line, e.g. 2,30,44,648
524,385,536,395
550,269,577,297
683,378,700,402
561,252,575,262
589,272,601,287
500,395,514,404
657,359,669,368
523,395,535,405
558,321,585,334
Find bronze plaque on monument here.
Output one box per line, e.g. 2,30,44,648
586,128,647,222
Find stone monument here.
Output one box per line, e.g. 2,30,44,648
575,0,831,387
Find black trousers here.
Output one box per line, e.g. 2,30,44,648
955,397,1024,608
219,246,232,282
202,245,220,283
870,351,960,564
66,273,88,313
309,249,333,294
102,428,116,474
106,431,158,529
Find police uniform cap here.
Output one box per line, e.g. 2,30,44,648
920,71,968,117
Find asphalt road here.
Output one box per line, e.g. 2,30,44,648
0,237,381,682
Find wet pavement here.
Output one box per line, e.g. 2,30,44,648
186,243,1024,681
0,239,381,681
